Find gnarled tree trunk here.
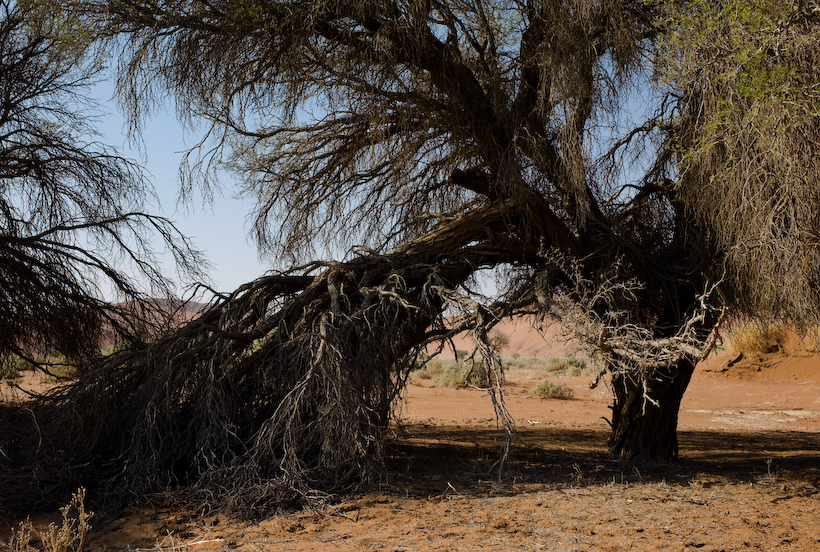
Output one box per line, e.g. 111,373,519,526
608,358,696,462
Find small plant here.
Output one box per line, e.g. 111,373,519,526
531,379,575,400
100,339,133,357
728,320,787,355
4,489,91,552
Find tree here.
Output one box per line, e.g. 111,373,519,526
13,0,820,510
0,0,203,372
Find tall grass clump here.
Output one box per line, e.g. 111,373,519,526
409,356,446,380
727,320,788,355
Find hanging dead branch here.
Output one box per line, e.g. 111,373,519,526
529,254,725,404
0,202,525,512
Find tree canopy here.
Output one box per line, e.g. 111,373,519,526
3,0,820,512
0,0,204,370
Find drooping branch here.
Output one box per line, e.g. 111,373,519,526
4,202,529,511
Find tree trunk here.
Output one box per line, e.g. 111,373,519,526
607,357,696,462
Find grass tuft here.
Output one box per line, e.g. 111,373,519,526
727,320,787,355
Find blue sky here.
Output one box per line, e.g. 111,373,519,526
92,81,271,298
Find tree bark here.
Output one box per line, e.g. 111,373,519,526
607,357,696,462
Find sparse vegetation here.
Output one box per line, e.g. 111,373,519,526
0,362,19,382
432,361,473,388
3,489,90,552
728,321,788,355
545,355,590,376
531,379,575,400
0,355,32,382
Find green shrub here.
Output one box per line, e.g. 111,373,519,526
504,357,536,370
531,379,575,400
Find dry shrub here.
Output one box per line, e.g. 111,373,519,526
799,326,820,353
3,489,90,552
432,360,472,388
531,380,575,400
727,320,788,355
409,357,446,380
0,357,23,382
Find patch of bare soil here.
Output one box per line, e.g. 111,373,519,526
3,349,820,551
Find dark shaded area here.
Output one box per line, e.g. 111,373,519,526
383,425,820,499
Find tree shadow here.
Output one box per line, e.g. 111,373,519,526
384,424,820,498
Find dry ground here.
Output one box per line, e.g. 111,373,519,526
3,348,820,551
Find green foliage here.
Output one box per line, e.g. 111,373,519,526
655,0,820,322
100,340,131,357
411,356,492,388
531,379,575,400
410,357,445,380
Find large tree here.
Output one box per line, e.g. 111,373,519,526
9,0,820,510
0,0,203,371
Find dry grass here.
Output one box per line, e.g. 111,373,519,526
2,490,90,552
411,354,595,387
727,320,788,355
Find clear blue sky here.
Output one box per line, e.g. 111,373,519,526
93,81,271,298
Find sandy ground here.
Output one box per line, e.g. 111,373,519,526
3,346,820,551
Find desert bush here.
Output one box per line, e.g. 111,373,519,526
544,355,588,376
0,363,19,382
531,380,575,400
100,340,132,357
432,360,472,388
410,357,446,380
728,320,788,355
4,489,90,552
0,356,27,381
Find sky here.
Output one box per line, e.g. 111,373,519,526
93,81,272,299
